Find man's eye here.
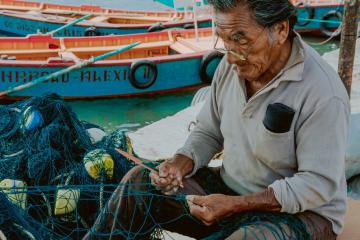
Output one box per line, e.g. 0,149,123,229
231,34,247,44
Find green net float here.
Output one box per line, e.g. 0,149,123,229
0,179,27,209
83,149,114,180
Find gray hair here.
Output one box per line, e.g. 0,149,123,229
208,0,297,34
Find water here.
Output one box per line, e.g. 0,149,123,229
69,91,195,132
0,0,341,132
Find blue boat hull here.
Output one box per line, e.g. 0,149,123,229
0,4,345,37
0,56,208,99
295,5,344,35
0,13,212,37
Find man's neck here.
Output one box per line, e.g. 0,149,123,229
246,39,292,99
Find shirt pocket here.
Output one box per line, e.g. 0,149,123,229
254,122,295,169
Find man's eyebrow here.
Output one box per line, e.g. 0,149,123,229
214,29,246,38
231,31,246,38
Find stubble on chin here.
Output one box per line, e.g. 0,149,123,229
236,65,254,82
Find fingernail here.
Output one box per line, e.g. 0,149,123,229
186,195,194,202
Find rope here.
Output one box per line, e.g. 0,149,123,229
307,24,342,46
298,17,360,24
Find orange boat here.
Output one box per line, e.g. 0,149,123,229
0,28,224,100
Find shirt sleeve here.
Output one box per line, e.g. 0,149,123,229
269,97,350,213
176,65,224,176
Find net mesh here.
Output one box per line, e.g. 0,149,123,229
0,93,310,240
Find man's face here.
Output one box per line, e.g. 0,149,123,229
214,5,277,82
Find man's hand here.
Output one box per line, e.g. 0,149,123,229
186,194,235,226
150,154,194,195
186,188,281,225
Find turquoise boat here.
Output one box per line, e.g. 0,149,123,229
294,1,344,37
156,0,347,37
0,0,212,37
0,0,347,37
0,28,224,100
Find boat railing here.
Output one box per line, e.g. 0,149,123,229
0,0,181,18
0,40,175,61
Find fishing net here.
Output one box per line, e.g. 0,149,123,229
0,93,136,239
0,93,310,240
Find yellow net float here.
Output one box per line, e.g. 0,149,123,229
0,179,27,209
54,186,81,216
83,149,114,180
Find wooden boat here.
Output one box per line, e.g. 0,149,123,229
0,0,190,18
0,0,348,37
0,0,211,37
0,28,224,100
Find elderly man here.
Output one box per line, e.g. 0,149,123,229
84,0,350,239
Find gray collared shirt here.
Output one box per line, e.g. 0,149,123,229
177,35,350,234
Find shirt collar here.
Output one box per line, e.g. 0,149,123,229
275,31,306,82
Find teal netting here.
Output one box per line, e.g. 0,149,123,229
0,94,136,239
0,93,310,240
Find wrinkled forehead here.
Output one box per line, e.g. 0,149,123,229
213,5,263,36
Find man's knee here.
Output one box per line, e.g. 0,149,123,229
225,223,286,240
297,211,337,240
225,212,336,240
108,166,150,204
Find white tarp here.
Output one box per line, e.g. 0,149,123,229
128,102,204,161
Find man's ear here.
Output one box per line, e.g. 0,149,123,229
272,20,290,45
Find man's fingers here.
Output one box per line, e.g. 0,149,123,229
162,184,179,193
188,203,207,219
163,186,179,195
171,178,180,188
201,220,215,226
149,172,160,186
188,203,215,226
175,172,184,188
186,195,206,206
158,164,170,178
150,172,163,186
163,184,173,192
149,171,160,178
150,172,171,188
159,177,171,185
152,160,185,194
150,177,161,190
